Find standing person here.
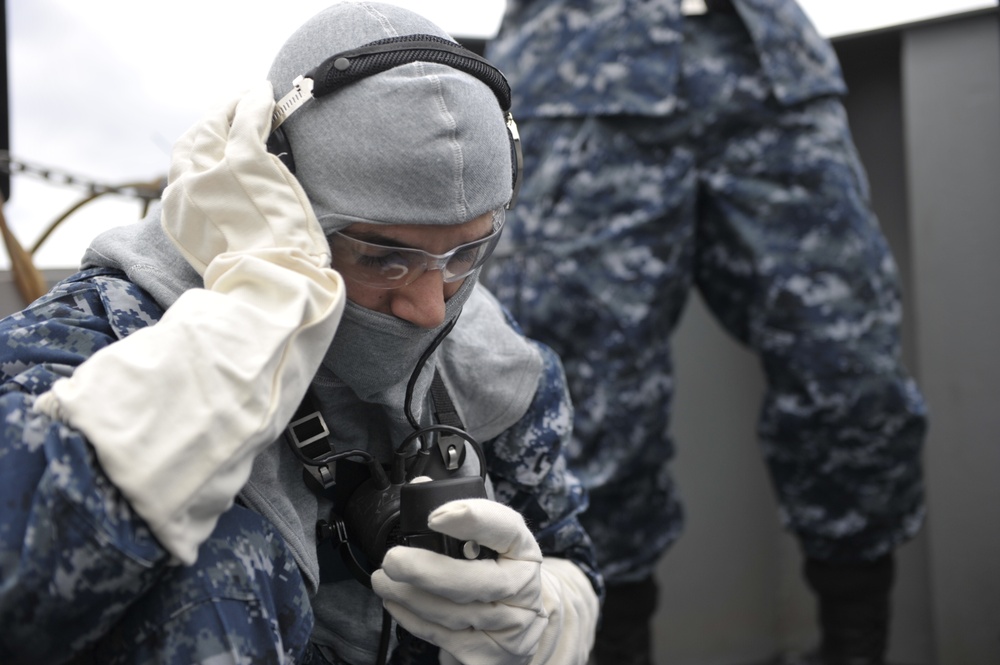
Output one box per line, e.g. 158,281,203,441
483,1,927,664
0,3,601,664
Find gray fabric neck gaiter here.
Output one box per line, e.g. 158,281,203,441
320,273,477,413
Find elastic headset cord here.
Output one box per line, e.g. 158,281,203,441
286,438,373,468
382,315,458,665
377,313,457,665
404,312,461,431
376,608,393,665
399,311,489,482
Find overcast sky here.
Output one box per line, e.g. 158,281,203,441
3,0,996,269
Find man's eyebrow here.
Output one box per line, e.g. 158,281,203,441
342,229,412,248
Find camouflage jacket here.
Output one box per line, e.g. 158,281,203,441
487,0,847,117
0,268,600,662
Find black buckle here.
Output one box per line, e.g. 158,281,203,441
317,517,349,545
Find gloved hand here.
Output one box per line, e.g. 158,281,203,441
33,81,345,564
372,499,599,665
160,80,330,275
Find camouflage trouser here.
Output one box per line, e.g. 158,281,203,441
485,12,927,582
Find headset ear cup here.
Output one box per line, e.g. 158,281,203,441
266,126,297,173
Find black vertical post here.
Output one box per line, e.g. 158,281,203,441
0,0,9,202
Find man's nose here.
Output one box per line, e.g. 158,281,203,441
389,269,448,329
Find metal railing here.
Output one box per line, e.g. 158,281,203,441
0,151,165,305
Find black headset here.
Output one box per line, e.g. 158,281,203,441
267,33,523,208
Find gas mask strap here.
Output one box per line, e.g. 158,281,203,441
430,371,468,472
430,371,463,429
285,389,339,493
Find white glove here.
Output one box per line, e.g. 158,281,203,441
372,499,599,665
33,81,346,564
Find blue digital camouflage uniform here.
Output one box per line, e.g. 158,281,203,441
0,268,599,664
484,0,928,583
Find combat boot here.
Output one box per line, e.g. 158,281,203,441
588,576,658,665
780,553,896,665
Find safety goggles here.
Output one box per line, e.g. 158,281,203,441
329,209,505,289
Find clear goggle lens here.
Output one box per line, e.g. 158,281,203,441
330,209,505,289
